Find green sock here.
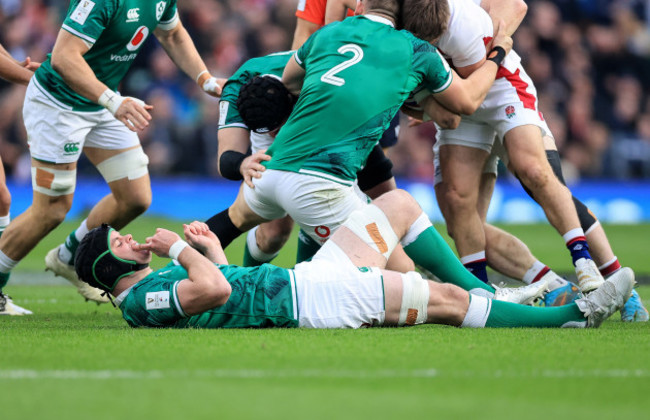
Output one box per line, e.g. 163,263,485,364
62,232,80,265
486,300,586,328
403,226,495,294
296,229,320,264
0,271,10,290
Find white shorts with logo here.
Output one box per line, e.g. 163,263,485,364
243,169,369,245
23,78,140,164
293,240,386,328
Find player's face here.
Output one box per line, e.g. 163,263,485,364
109,230,152,264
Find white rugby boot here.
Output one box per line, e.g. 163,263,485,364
574,258,605,293
575,267,635,328
45,246,109,304
493,279,550,305
0,292,32,315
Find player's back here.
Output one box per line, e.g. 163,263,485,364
267,15,437,183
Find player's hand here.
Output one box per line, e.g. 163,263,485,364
197,71,225,97
114,97,154,132
183,221,220,254
240,150,271,188
21,57,41,71
490,19,513,56
134,228,181,258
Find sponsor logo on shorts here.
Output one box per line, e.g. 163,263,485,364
156,1,167,21
505,105,516,119
126,26,149,52
126,8,140,22
63,142,80,155
314,225,330,238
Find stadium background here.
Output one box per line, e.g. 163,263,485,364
0,0,649,223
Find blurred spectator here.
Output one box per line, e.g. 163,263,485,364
0,0,649,181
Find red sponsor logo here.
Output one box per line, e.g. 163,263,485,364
126,26,149,51
314,225,330,238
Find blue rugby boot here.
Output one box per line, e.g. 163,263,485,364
543,281,583,307
620,289,649,322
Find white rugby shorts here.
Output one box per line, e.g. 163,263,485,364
293,240,386,328
23,78,140,164
243,169,369,245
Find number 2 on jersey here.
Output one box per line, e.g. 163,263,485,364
320,44,364,87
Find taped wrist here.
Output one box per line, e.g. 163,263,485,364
98,89,124,115
219,151,249,181
487,46,506,66
168,240,189,260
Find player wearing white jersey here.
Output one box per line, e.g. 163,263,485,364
406,0,609,297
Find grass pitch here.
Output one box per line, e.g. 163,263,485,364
1,218,649,419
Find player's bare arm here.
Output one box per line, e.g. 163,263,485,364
183,221,229,266
325,0,357,24
0,50,35,86
136,226,231,315
282,56,306,95
50,30,153,132
480,0,527,36
292,18,321,49
154,22,222,97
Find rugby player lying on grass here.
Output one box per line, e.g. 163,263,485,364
74,190,634,329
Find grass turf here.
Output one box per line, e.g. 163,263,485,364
2,218,649,419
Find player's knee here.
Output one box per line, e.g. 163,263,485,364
35,198,71,228
516,161,552,191
96,148,149,184
442,184,474,212
257,228,291,254
118,189,151,218
0,186,11,214
374,189,421,226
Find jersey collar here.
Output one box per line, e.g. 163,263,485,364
362,14,395,28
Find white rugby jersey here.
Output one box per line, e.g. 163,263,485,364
435,0,539,113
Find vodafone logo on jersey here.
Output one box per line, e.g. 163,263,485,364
126,26,149,52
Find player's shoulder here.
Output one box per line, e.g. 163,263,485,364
398,29,437,53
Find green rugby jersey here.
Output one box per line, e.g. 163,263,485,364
264,15,452,185
117,262,298,329
219,50,294,130
34,0,178,111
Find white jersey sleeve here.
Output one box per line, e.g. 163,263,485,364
435,0,493,68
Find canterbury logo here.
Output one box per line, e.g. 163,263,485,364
126,8,140,22
63,142,80,154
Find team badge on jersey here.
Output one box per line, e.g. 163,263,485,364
156,1,167,21
70,0,95,25
126,26,149,52
505,105,516,119
145,291,170,310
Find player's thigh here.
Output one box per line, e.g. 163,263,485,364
502,124,549,172
23,81,94,165
257,215,294,243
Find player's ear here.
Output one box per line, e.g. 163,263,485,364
355,0,365,15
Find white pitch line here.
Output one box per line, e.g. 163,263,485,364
0,369,648,380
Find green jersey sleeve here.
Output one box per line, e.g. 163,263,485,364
157,0,179,30
411,40,453,93
62,0,117,46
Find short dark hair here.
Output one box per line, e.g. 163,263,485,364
74,224,148,292
237,75,296,134
401,0,450,43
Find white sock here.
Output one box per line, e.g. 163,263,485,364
0,213,10,232
0,250,18,273
522,260,547,284
400,212,432,247
246,226,279,263
59,219,90,263
461,294,491,328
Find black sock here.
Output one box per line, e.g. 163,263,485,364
205,209,244,249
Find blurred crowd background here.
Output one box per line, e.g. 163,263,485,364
0,0,649,183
